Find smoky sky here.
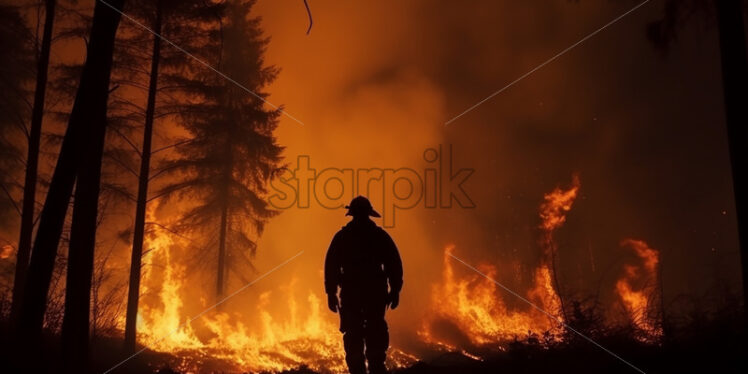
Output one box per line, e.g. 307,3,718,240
36,0,732,356
251,0,741,329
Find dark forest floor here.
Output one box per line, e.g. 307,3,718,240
1,321,746,374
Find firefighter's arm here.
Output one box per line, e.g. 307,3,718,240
382,230,403,299
324,232,343,312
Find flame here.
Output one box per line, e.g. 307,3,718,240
527,265,564,321
122,174,662,372
538,174,581,282
615,239,662,341
539,174,581,235
536,175,581,321
130,208,416,373
420,175,585,353
137,225,201,351
535,175,581,314
419,245,563,351
0,244,13,259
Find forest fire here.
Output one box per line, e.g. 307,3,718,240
128,209,416,373
105,175,666,372
2,1,745,373
131,211,342,373
419,245,563,350
418,177,582,353
417,175,665,357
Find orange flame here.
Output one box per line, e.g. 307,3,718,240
615,239,662,341
419,245,563,351
536,174,581,321
123,173,662,372
539,174,581,235
0,244,13,259
131,208,415,373
420,175,585,352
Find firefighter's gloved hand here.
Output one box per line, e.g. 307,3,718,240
327,293,339,313
388,291,400,310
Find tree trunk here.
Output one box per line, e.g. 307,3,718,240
216,129,235,301
18,0,125,367
548,240,568,322
217,199,228,299
715,0,748,325
59,0,126,370
10,0,56,326
124,0,163,353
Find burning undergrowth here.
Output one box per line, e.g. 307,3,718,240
119,175,662,373
418,244,564,356
129,209,417,373
615,239,663,342
418,175,663,359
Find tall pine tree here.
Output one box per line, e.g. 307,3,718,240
159,0,283,300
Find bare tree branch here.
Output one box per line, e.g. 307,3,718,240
0,183,21,216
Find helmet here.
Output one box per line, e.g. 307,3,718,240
345,196,381,217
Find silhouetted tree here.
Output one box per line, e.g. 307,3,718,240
9,0,56,326
159,0,283,300
0,3,34,229
18,2,125,371
122,0,165,354
122,0,226,353
647,0,748,326
715,0,748,326
59,0,127,370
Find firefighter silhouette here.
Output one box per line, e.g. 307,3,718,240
325,196,403,374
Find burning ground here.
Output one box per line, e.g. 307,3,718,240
89,175,666,373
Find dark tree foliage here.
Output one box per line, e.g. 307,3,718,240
9,0,56,327
159,0,283,299
49,3,140,204
0,2,34,328
0,4,34,233
18,3,125,373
